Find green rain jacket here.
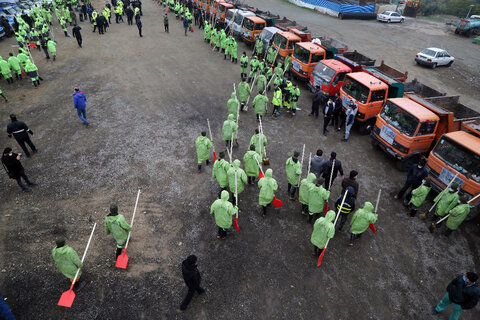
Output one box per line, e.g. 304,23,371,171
410,185,431,207
255,74,267,94
252,93,268,116
311,210,335,249
0,58,11,76
227,159,248,194
105,213,133,248
195,135,213,163
8,56,21,72
227,92,239,120
212,158,230,188
446,204,470,230
237,81,251,102
47,40,57,55
308,185,330,214
210,190,238,229
243,150,261,177
258,168,278,206
249,133,267,156
350,202,377,235
286,156,302,186
52,245,83,279
299,173,316,205
434,191,459,217
222,114,238,141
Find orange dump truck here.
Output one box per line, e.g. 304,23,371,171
242,16,267,45
340,61,408,135
271,31,301,61
291,42,329,81
426,120,480,220
216,1,234,24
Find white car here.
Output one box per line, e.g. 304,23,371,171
415,48,454,69
377,11,405,23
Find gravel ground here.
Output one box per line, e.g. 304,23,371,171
0,1,479,319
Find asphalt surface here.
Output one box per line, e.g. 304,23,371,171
0,1,479,319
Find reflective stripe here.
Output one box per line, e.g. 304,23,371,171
13,129,25,133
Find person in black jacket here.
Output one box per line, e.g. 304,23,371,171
323,98,335,136
432,272,480,319
309,86,323,118
310,149,325,179
72,25,82,47
322,152,344,190
331,92,343,130
336,186,355,231
126,6,134,25
1,147,36,192
7,114,37,158
394,158,427,201
180,255,205,310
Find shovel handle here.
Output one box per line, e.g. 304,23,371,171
307,152,312,175
428,173,458,212
70,222,97,289
328,159,335,190
436,214,450,225
375,189,382,214
467,193,480,204
325,189,349,249
124,189,141,251
297,144,305,188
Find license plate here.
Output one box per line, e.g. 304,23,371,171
292,60,301,72
439,168,464,187
342,96,351,108
379,125,396,145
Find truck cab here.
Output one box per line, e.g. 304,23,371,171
242,16,266,45
340,62,407,135
217,2,234,24
271,31,301,62
426,125,480,220
258,26,282,53
309,59,351,96
291,42,328,81
232,9,255,37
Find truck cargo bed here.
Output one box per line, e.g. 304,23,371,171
335,50,375,68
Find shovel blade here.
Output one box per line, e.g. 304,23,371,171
272,196,283,208
317,248,326,267
234,218,239,233
58,289,76,308
213,151,217,162
324,201,328,215
369,223,376,233
428,223,436,233
258,171,264,179
115,252,129,269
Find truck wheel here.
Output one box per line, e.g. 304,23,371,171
358,121,373,135
455,29,459,34
395,156,418,172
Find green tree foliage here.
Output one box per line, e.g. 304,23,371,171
418,0,480,17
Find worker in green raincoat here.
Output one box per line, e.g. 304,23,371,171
444,196,470,237
252,91,268,121
290,83,300,116
8,53,21,79
52,238,85,289
272,85,282,118
227,159,248,204
240,52,248,79
0,57,13,84
284,55,292,75
254,38,263,58
215,29,223,50
227,92,239,121
17,50,29,70
210,27,218,46
258,168,278,216
104,204,133,259
409,180,431,217
311,209,335,256
243,144,261,185
210,190,238,239
219,29,227,52
230,37,238,63
249,128,267,156
308,178,330,224
237,78,251,111
266,46,276,64
349,202,377,246
204,21,211,42
273,62,283,80
195,131,213,171
212,151,230,196
222,114,238,149
47,39,57,60
286,151,302,200
255,72,267,95
299,172,316,215
248,56,259,83
24,60,40,87
433,186,459,221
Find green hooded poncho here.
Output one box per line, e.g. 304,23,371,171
222,114,238,141
299,173,316,205
227,92,239,120
434,190,459,217
227,159,248,194
285,156,302,186
52,245,83,279
446,204,470,230
212,158,230,188
410,185,431,207
195,135,213,163
104,213,133,248
350,202,378,235
243,150,261,177
258,168,278,206
210,190,238,229
311,210,335,249
308,185,330,214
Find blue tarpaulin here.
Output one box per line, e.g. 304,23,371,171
296,0,375,13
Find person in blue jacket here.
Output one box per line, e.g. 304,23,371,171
73,88,89,125
0,295,15,320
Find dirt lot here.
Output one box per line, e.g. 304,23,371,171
0,1,479,319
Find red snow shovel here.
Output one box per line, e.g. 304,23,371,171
272,196,283,208
29,41,36,48
317,189,348,267
21,70,26,76
234,171,240,233
369,189,382,234
207,119,216,162
58,223,97,307
116,189,141,269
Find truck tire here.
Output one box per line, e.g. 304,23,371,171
358,120,374,135
455,28,460,34
395,155,419,172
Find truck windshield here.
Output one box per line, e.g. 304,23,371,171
234,13,243,25
273,34,287,49
342,76,370,104
226,10,234,20
243,18,254,31
312,62,336,85
293,46,310,64
433,137,480,181
380,101,419,137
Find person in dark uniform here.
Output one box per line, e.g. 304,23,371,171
1,147,36,192
72,25,82,47
125,6,134,25
323,98,335,136
7,114,37,157
180,255,205,310
322,152,344,190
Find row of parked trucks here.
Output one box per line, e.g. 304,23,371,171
194,0,480,219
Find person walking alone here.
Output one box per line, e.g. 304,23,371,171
180,255,205,310
104,204,133,260
1,147,36,192
343,101,357,142
136,17,143,37
73,88,89,126
73,25,82,48
7,114,37,157
323,98,334,136
164,13,169,32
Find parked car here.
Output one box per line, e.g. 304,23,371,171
415,48,454,69
377,11,405,23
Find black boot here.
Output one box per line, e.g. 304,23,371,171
262,206,267,216
206,160,210,165
349,233,355,246
224,54,226,60
235,58,237,64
